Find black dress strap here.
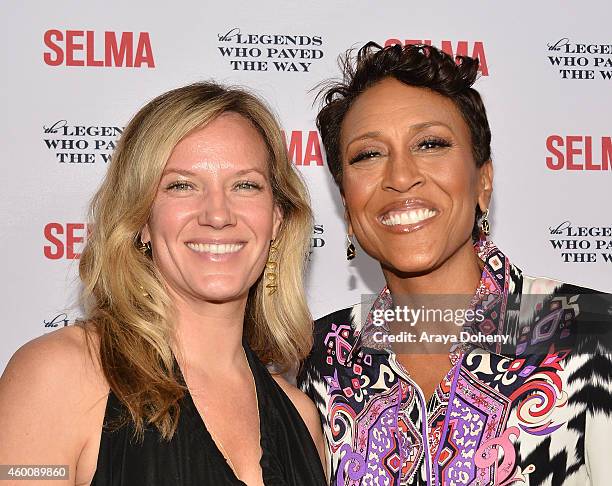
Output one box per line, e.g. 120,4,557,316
90,342,326,485
243,343,326,485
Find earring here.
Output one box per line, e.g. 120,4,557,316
346,234,356,261
138,240,151,255
479,208,491,236
264,240,279,295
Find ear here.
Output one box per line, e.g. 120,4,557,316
272,204,283,240
477,160,493,212
140,223,151,244
341,193,354,235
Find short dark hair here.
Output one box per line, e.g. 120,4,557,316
316,41,492,189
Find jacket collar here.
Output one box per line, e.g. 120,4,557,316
347,238,523,362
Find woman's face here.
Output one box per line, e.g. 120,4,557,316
340,77,492,277
142,112,282,305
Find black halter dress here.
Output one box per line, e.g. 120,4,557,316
90,342,326,485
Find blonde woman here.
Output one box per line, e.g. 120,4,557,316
0,82,326,485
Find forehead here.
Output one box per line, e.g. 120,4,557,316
165,112,269,172
340,78,469,144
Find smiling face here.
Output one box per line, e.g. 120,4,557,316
141,112,282,306
340,77,492,280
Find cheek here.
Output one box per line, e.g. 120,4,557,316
436,164,479,227
238,198,276,235
147,200,194,240
342,172,378,216
436,156,479,197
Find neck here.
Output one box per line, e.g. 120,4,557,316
383,240,484,354
168,289,248,374
383,239,483,298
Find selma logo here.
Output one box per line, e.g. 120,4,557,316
44,223,89,260
546,135,612,170
282,130,323,166
43,30,155,68
384,38,488,76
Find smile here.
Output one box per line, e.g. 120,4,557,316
185,242,245,254
380,208,437,226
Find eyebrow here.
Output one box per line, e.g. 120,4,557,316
161,167,268,177
345,121,453,148
235,168,268,177
161,168,196,177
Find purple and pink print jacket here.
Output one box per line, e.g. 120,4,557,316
298,240,612,485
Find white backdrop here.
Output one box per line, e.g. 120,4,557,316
1,1,611,371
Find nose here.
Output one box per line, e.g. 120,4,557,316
381,152,425,193
197,188,236,229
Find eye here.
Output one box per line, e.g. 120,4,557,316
166,180,194,191
348,150,382,165
234,180,263,191
415,137,452,151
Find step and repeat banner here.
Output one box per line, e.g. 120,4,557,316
1,1,611,370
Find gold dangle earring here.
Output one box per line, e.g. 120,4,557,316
479,208,491,236
265,240,279,295
138,240,152,255
346,234,356,261
137,238,151,297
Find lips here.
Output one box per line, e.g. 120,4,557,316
377,199,439,229
185,241,245,254
381,208,437,226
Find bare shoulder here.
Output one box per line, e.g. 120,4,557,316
272,373,326,465
0,323,108,479
0,323,105,394
272,374,318,418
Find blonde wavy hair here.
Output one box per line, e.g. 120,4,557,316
79,82,313,440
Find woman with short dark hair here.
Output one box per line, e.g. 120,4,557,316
299,42,612,486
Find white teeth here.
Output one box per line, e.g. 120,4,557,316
382,209,436,226
185,242,243,254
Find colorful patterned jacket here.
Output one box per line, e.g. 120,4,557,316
298,240,612,485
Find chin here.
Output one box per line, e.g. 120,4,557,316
191,277,249,303
196,288,246,304
384,253,440,276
